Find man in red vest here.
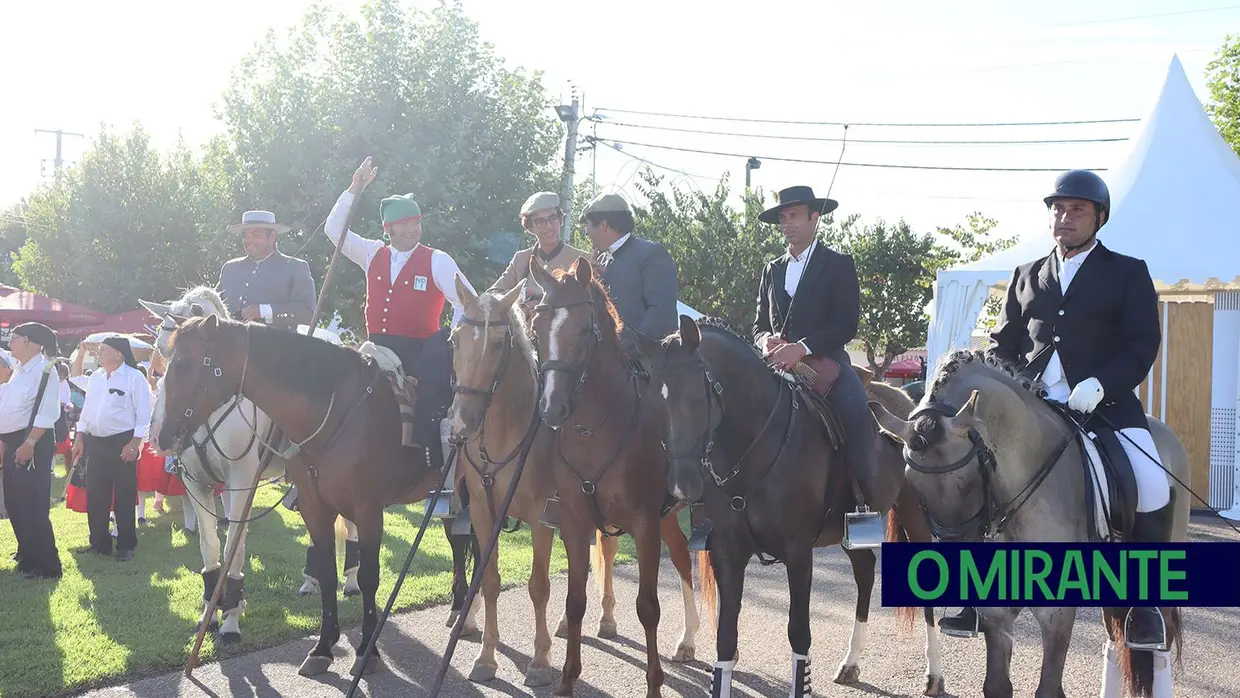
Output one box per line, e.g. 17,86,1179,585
325,157,477,452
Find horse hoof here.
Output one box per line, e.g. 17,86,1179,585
446,611,459,628
217,630,241,644
524,665,554,687
350,652,380,677
298,654,333,676
834,663,861,685
924,674,946,697
671,644,695,663
468,662,497,683
597,619,618,639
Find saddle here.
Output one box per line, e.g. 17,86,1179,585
780,355,843,452
358,341,419,450
1054,410,1138,542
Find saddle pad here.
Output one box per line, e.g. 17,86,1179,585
384,372,419,449
1078,432,1114,541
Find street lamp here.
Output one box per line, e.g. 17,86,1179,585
745,157,761,189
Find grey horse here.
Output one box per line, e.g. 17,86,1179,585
869,350,1190,698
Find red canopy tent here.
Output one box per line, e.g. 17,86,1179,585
56,308,158,341
0,285,108,328
883,357,925,380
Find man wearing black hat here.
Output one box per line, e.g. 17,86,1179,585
0,322,64,579
939,171,1172,658
71,335,152,562
753,186,879,517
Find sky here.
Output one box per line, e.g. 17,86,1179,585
2,0,1235,245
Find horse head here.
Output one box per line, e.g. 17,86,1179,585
633,314,723,503
156,313,245,452
448,274,528,440
528,256,619,429
140,286,230,358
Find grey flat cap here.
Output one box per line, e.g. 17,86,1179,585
521,192,561,216
581,192,632,217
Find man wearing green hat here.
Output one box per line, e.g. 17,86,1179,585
488,191,588,307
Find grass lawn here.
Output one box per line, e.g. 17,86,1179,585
0,462,646,698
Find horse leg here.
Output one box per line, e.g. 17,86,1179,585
630,517,664,697
783,543,814,698
443,517,464,627
554,523,592,697
661,513,698,662
892,492,947,696
465,496,501,683
342,517,361,597
348,510,384,677
709,541,751,698
597,530,620,638
834,547,875,686
216,514,250,643
191,482,222,634
922,607,946,697
1028,606,1073,698
525,521,556,687
297,498,342,677
980,609,1018,698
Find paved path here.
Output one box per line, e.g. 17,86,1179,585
79,516,1239,697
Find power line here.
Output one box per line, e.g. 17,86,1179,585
587,136,1107,173
1056,4,1240,26
590,118,1130,146
594,139,721,181
590,107,1140,128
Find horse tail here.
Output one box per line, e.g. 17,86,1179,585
591,530,606,597
1112,607,1184,697
334,515,348,557
888,507,917,633
698,550,718,634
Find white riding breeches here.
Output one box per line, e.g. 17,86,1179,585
1118,427,1170,513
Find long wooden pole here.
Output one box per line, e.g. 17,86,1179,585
184,185,362,676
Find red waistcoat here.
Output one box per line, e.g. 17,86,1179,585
365,245,445,339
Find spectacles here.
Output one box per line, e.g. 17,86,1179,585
531,214,561,229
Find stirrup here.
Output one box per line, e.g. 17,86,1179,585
449,504,473,536
843,506,885,550
688,520,713,551
428,489,453,519
939,609,981,639
1124,607,1169,651
539,495,562,530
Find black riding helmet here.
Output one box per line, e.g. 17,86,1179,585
1044,170,1110,249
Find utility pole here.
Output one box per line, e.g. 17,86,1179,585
555,94,580,243
34,129,85,183
745,157,762,189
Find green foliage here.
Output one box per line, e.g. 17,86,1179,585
932,212,1019,330
0,202,27,285
1206,34,1240,157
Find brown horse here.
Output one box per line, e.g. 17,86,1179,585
633,315,945,698
447,278,698,688
156,313,469,678
526,258,683,697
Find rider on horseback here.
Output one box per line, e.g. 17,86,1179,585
488,191,588,309
938,170,1173,650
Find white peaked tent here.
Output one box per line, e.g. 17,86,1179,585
929,55,1240,518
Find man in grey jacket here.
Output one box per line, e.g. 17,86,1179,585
218,210,317,329
578,193,679,351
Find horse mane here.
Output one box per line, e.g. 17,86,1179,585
175,285,231,320
476,289,539,366
552,268,625,341
925,348,1045,405
687,316,762,356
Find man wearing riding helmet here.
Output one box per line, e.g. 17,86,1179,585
938,170,1172,656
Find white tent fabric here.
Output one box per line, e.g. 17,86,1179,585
928,54,1240,370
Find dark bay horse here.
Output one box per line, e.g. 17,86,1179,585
870,349,1190,698
447,277,699,688
634,315,945,698
156,313,474,678
527,258,685,698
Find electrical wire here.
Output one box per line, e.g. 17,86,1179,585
590,108,1140,128
1055,4,1240,26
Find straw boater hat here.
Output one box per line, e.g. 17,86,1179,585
227,210,291,235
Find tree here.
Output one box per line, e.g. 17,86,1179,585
0,202,27,286
11,125,235,312
931,212,1020,330
216,0,562,331
1206,34,1240,157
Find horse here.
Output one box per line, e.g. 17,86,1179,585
140,288,365,602
526,258,688,697
447,277,699,688
632,315,945,698
155,312,475,678
868,349,1191,698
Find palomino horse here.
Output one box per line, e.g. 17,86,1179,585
527,258,682,697
634,316,944,698
869,349,1190,698
156,313,474,677
140,289,365,602
447,278,699,688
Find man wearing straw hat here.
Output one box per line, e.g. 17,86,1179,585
218,210,317,329
489,191,588,307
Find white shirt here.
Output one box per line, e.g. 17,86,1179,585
325,190,477,328
1040,242,1097,402
594,233,631,267
77,363,152,440
248,250,278,324
784,239,818,298
0,353,62,434
59,380,71,409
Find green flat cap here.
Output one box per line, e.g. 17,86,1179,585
521,191,560,216
581,192,631,217
380,194,422,225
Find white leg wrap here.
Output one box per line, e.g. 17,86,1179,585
1100,640,1121,698
183,498,197,532
711,660,736,698
790,652,812,697
841,620,867,667
1151,649,1174,698
1120,428,1171,512
299,573,320,596
926,619,943,681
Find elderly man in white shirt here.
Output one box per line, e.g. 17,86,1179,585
71,335,152,562
0,323,64,580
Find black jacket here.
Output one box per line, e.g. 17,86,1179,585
753,242,860,359
988,242,1160,429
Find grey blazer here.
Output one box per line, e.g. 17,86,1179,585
597,236,679,344
218,249,317,329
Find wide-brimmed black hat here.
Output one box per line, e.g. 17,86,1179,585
758,185,839,224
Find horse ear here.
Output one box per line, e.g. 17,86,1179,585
853,363,874,387
679,315,700,351
572,256,593,285
164,313,189,327
868,400,916,444
139,299,171,318
203,313,219,330
454,273,478,307
954,390,980,422
495,279,524,309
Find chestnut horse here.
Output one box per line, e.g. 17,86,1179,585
447,278,699,688
156,313,473,678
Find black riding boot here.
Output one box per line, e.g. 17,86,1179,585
1126,502,1174,649
938,607,980,637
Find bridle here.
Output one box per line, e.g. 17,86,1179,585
451,312,518,436
533,295,601,416
657,355,725,483
902,398,1071,541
